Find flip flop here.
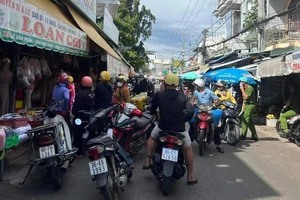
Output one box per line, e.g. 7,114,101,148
143,155,153,170
142,164,152,170
187,178,198,185
216,146,224,153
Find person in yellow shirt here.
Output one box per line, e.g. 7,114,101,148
214,80,237,108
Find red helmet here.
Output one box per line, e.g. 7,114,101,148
81,76,93,87
58,73,68,83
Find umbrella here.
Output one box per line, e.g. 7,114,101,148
180,71,202,80
204,68,257,85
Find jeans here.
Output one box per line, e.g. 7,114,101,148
116,143,133,165
211,109,223,145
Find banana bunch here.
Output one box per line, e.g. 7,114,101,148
266,114,276,119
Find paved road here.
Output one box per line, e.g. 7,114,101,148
1,126,300,200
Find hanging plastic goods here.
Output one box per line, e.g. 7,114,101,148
0,129,6,150
40,59,52,76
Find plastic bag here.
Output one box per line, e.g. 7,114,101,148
0,128,5,149
26,58,35,83
41,59,52,76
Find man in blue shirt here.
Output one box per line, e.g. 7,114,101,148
191,79,224,153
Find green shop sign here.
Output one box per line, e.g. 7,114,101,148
0,0,89,56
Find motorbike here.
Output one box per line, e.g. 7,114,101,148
217,100,241,146
20,100,77,189
111,103,155,155
276,106,300,147
193,104,214,156
151,130,186,196
76,105,133,200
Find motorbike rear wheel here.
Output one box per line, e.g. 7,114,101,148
198,130,205,156
50,159,62,190
101,162,119,200
226,123,240,146
162,176,172,196
276,121,284,136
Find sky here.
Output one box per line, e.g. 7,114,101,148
140,0,218,60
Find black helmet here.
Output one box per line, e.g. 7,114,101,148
138,73,144,78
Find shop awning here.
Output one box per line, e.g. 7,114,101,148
257,56,292,78
238,63,258,76
0,0,89,56
66,5,121,60
270,47,300,57
208,50,238,65
210,57,250,70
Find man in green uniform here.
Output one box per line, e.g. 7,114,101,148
279,84,300,137
239,77,258,141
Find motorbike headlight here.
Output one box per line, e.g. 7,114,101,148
74,118,82,125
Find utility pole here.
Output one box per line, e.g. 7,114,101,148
199,29,208,65
257,0,265,52
181,33,185,73
171,50,174,73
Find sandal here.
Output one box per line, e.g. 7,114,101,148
187,178,198,185
216,146,224,153
142,155,152,170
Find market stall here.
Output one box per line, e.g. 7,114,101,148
0,0,89,181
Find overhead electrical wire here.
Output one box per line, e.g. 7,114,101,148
182,3,300,64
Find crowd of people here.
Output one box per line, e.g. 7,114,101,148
51,71,155,157
51,70,260,186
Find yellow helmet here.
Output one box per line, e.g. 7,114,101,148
99,71,110,82
68,76,74,83
165,73,179,86
117,75,127,82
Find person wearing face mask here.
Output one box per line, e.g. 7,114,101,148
214,80,237,108
191,79,224,153
113,75,130,103
279,83,300,137
239,77,258,141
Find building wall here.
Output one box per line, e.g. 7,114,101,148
266,0,288,30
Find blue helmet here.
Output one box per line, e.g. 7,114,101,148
239,77,248,83
202,77,211,87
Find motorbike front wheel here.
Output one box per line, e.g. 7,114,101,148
101,162,119,200
225,123,240,146
162,176,172,196
198,129,205,156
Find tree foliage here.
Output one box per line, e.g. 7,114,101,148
243,0,258,32
114,0,156,71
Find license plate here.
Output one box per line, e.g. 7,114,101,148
88,158,108,176
161,148,179,162
39,145,56,159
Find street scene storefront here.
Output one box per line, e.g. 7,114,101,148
0,0,129,181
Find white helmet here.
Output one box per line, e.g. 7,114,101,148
193,79,205,88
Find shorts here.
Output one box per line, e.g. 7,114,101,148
150,124,192,147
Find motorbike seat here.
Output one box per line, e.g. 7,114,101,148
86,134,114,146
159,131,185,139
133,114,155,130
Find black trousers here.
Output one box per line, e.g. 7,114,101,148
73,125,84,155
214,127,222,145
